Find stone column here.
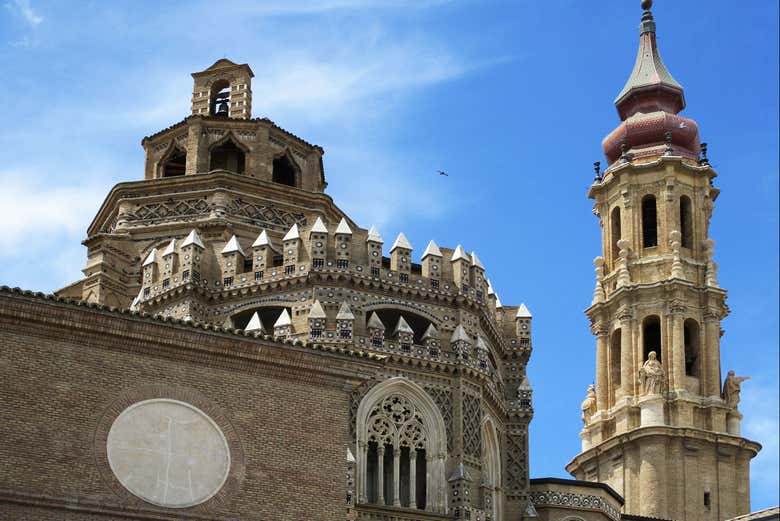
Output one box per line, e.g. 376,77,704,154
620,315,634,396
358,441,368,503
377,445,385,505
409,450,417,508
393,447,401,506
595,325,609,410
704,314,722,398
639,438,667,518
670,310,685,391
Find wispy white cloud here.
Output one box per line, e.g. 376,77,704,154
0,171,104,256
6,0,43,26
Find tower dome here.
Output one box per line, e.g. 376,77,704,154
602,0,700,166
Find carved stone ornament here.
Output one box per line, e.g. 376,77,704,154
722,370,750,409
639,351,665,395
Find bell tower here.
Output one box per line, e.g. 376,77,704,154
566,2,761,521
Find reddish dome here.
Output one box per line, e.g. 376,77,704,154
603,111,699,164
603,2,701,165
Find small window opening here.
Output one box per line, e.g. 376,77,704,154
272,155,297,187
162,148,187,177
611,329,622,390
611,206,622,261
210,138,245,174
643,315,662,362
642,195,658,248
680,196,693,248
684,319,700,377
704,492,711,508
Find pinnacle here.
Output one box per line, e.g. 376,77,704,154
311,217,328,234
391,232,412,252
335,218,352,235
283,224,300,241
182,229,205,249
274,308,291,327
221,235,245,256
308,300,327,319
394,316,414,335
252,230,272,248
336,301,355,320
451,245,470,262
143,248,158,266
422,240,442,258
161,239,176,257
367,225,383,243
245,311,265,332
516,303,532,318
367,312,386,330
450,324,470,343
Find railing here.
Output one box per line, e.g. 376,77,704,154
354,504,450,521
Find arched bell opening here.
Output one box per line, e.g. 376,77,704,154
680,195,693,249
684,319,700,377
272,154,299,187
160,146,187,178
210,79,231,117
209,136,246,174
610,206,622,266
642,195,658,248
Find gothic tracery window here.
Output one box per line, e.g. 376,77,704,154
365,395,427,508
355,377,447,513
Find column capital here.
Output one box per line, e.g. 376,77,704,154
591,322,610,337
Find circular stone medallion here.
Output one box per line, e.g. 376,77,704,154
106,399,230,508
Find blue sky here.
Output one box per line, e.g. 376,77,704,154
1,0,777,510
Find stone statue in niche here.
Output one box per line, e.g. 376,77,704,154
723,370,750,409
581,384,597,424
639,351,665,395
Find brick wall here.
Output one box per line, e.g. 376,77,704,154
0,290,376,520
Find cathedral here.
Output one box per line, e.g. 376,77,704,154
0,2,769,521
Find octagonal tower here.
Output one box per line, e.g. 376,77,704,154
56,59,537,521
566,3,760,521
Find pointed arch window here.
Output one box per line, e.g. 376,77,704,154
160,146,187,178
642,195,658,248
272,154,298,187
209,137,245,174
356,378,447,513
680,195,693,249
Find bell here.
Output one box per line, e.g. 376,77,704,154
216,101,229,116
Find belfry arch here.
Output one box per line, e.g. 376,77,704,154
355,377,447,513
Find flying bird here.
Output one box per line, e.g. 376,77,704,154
438,170,449,176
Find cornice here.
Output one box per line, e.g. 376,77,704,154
588,156,716,200
0,286,386,381
565,425,762,474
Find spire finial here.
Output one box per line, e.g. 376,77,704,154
640,0,655,33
